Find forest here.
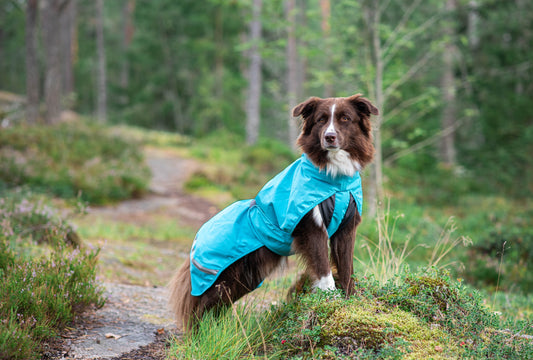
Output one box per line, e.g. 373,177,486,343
0,0,532,359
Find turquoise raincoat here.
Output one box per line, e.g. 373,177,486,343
190,154,363,296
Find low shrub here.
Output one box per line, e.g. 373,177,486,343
0,193,104,360
0,121,150,204
265,270,532,359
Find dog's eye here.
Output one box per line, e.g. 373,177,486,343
341,116,350,122
317,117,327,123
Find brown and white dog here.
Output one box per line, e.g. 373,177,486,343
169,94,378,331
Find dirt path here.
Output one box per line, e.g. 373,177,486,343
90,147,218,230
54,147,218,360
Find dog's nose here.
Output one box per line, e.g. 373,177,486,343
325,132,337,144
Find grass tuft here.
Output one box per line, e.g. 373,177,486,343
355,201,471,285
168,301,273,359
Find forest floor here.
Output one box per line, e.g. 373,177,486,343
50,147,219,359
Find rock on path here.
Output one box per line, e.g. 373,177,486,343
60,284,174,360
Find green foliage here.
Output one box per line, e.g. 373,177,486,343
466,220,533,293
0,194,104,360
94,0,248,135
1,0,532,196
0,2,26,95
380,160,532,294
0,192,81,248
458,0,533,198
386,156,475,206
1,0,532,199
0,121,150,204
107,124,192,148
166,274,533,359
264,270,532,359
355,202,472,286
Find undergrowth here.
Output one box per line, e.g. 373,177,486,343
0,192,104,360
168,271,533,359
0,120,150,204
185,130,296,205
266,271,533,359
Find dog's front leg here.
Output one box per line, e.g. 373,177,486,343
329,211,361,296
292,211,335,291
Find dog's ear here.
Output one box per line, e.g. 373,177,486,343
347,94,379,117
347,94,378,137
292,96,322,118
293,96,322,135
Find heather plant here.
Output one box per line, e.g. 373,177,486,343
0,193,81,248
0,194,104,360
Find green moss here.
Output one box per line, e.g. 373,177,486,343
321,300,460,359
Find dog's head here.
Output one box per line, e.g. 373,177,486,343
293,94,378,177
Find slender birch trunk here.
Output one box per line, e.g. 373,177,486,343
245,0,262,145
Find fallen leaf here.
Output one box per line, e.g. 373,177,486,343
105,333,123,340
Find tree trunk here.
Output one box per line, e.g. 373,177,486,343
26,0,40,124
467,0,479,50
296,0,307,103
367,0,384,218
245,0,262,145
120,0,135,104
42,0,62,124
214,4,224,105
439,0,457,166
286,0,299,149
320,0,333,98
96,0,107,123
59,0,76,105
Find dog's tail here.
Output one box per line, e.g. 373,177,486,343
168,257,199,331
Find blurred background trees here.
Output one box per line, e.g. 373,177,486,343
0,0,531,200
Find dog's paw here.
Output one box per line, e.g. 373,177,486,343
313,272,336,291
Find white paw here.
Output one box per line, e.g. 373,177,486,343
313,272,336,291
